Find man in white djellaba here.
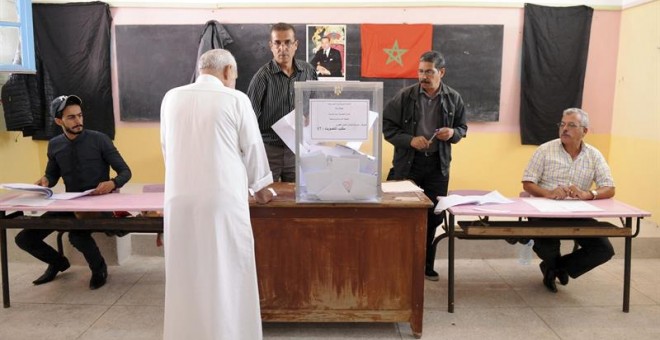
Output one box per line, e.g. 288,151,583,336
160,48,274,340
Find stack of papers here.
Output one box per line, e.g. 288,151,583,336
1,183,94,200
381,181,424,193
434,191,514,213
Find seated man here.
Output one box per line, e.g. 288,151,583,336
309,36,343,77
522,108,615,293
14,95,131,290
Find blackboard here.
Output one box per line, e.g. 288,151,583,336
116,24,502,122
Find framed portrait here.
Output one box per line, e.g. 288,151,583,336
306,24,347,81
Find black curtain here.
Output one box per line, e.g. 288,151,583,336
6,2,114,140
520,4,593,145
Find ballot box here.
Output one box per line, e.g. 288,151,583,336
293,81,383,203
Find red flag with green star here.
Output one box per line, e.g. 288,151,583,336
360,24,433,78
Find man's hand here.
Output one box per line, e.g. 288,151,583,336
567,184,591,200
547,185,570,200
92,180,116,195
34,177,49,187
316,65,331,76
435,127,454,141
410,136,431,151
254,187,273,204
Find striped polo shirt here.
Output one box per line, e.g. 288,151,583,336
246,59,317,147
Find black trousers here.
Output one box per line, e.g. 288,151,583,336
406,152,449,271
14,212,106,273
533,236,615,278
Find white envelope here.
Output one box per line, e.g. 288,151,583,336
316,179,352,201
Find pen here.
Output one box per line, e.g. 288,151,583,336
428,129,440,144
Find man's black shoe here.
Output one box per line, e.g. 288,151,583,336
89,265,108,290
556,269,569,286
425,269,440,281
539,261,558,293
33,258,70,285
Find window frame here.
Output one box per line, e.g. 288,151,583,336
0,0,35,73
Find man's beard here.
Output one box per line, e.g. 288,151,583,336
65,125,83,135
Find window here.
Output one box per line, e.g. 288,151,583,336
0,0,35,73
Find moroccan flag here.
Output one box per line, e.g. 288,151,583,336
361,24,433,78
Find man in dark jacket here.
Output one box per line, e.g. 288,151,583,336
383,51,468,281
14,95,132,290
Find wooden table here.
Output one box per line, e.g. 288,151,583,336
444,198,650,313
0,182,432,338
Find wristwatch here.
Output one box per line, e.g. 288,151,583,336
590,189,598,200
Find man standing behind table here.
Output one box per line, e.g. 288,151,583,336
15,95,132,290
247,22,317,182
310,36,343,77
383,50,468,281
161,49,274,340
522,107,615,293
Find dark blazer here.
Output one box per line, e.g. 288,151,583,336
310,47,343,77
383,83,468,178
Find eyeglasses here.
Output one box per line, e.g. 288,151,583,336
417,69,438,77
557,122,582,129
271,40,296,48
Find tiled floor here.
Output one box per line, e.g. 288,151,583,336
2,256,660,339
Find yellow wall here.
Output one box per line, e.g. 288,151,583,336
610,0,660,219
0,126,164,185
0,125,612,201
112,126,165,183
381,132,612,198
0,133,45,184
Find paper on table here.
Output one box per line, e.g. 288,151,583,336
1,195,55,207
522,198,603,212
51,189,95,200
1,183,94,200
434,191,514,213
381,180,424,193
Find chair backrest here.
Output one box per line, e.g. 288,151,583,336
331,43,345,75
142,184,164,193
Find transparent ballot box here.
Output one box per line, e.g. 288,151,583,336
294,81,383,203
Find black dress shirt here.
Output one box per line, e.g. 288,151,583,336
45,129,131,192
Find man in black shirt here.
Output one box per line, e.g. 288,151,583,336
14,95,131,289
